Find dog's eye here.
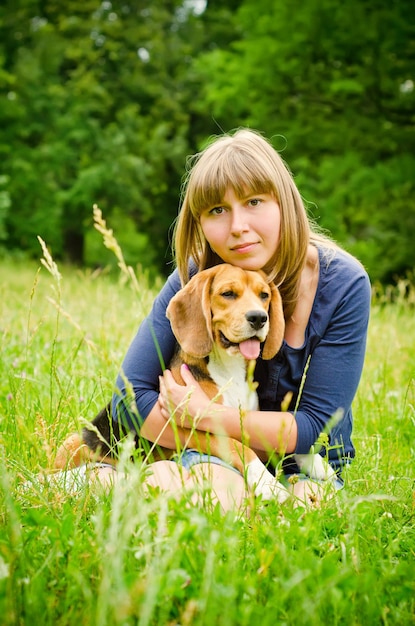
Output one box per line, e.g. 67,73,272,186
221,290,238,299
259,291,270,301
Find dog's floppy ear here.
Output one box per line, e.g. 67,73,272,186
166,269,216,357
262,282,285,359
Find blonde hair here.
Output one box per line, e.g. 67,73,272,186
173,128,337,319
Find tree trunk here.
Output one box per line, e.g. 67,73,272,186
63,229,84,265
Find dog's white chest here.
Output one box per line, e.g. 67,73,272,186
207,351,258,411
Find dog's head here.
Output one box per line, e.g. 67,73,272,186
166,264,284,360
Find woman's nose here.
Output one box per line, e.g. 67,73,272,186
230,207,249,235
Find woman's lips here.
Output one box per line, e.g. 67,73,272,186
231,242,258,253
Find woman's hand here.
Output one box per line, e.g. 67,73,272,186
158,364,220,430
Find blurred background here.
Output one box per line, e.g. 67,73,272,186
0,0,413,285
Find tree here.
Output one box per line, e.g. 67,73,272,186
194,0,415,282
1,0,414,282
0,0,207,270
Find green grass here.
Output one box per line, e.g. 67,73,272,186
0,258,414,626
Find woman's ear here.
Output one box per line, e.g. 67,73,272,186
262,283,285,359
166,270,215,357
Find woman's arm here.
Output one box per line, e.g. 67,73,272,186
139,399,195,448
111,270,182,432
292,269,371,455
158,365,298,455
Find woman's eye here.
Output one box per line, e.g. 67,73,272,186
209,206,225,216
248,198,262,207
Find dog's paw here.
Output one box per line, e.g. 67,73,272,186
54,433,87,470
294,453,336,481
246,459,290,503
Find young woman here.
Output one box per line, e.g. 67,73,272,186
100,129,371,510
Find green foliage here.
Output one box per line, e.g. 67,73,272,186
197,0,415,283
0,0,414,282
297,153,415,282
0,0,205,270
84,206,157,270
0,259,414,625
0,175,11,240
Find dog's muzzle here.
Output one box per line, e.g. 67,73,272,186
245,310,268,331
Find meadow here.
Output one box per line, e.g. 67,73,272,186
0,250,414,626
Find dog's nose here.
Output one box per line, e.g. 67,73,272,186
245,310,268,330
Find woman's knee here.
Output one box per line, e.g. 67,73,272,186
144,460,190,492
188,463,247,510
142,460,247,512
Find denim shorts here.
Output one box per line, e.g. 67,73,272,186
173,449,344,489
173,449,240,474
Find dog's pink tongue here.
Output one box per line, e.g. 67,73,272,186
239,339,261,360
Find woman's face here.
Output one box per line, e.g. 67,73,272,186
199,187,281,272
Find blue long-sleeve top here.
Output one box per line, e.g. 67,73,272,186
112,247,371,475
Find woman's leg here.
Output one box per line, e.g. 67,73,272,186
186,463,247,512
88,460,187,493
91,460,247,512
288,478,337,507
143,461,247,512
119,459,247,512
142,460,192,493
89,463,340,510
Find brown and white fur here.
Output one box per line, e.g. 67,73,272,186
55,264,335,502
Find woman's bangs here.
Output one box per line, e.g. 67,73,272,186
189,150,274,216
189,172,226,217
233,156,275,198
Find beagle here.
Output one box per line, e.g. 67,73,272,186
55,264,335,502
